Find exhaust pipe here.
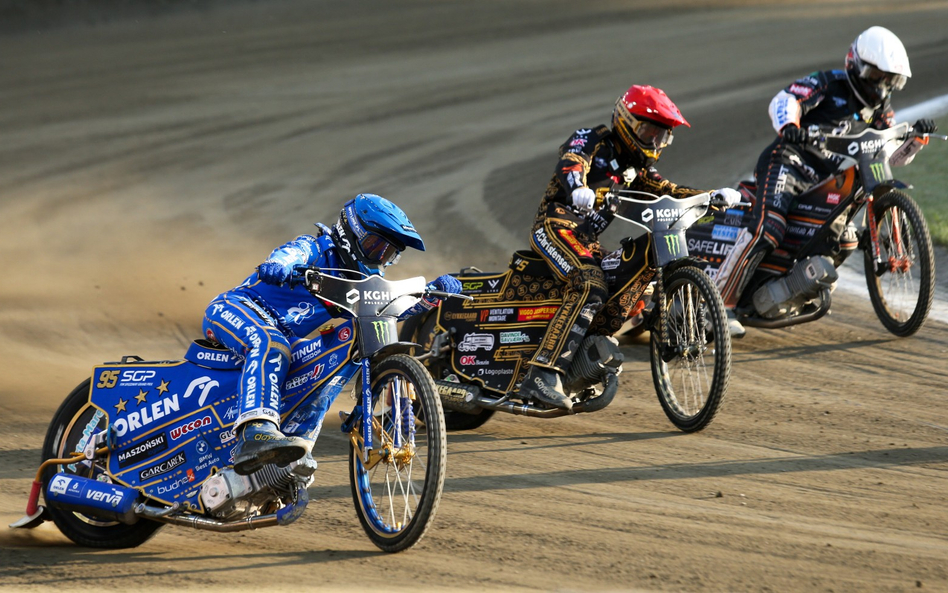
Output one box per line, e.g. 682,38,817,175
135,487,309,532
45,474,140,524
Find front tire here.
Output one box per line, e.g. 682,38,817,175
863,190,935,337
349,354,446,552
649,266,730,432
41,379,162,548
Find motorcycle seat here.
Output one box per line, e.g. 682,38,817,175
509,249,555,278
184,339,242,370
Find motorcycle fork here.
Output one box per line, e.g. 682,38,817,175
348,358,415,468
864,194,909,275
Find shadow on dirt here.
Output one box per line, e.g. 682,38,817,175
0,534,377,584
437,444,948,493
734,338,894,363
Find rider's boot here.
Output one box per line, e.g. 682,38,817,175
519,365,572,410
726,309,746,339
232,420,309,475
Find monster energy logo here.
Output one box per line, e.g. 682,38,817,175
371,320,391,342
664,234,682,256
869,162,886,182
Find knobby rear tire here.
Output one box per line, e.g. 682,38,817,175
41,379,162,548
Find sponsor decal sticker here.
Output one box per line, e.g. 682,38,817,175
557,229,592,257
711,225,740,242
789,83,814,98
456,333,495,352
517,306,558,322
499,331,530,344
117,433,169,468
139,452,187,481
170,415,213,441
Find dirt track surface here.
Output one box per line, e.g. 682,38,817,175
2,1,948,591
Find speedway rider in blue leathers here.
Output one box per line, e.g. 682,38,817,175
715,27,937,334
203,194,459,475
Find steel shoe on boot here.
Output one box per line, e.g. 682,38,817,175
726,309,746,339
519,366,572,410
232,421,309,475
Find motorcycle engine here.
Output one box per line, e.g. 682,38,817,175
564,335,624,394
200,455,317,520
752,255,838,319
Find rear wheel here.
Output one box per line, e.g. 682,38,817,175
649,266,730,432
349,354,446,552
410,311,494,431
41,379,162,548
863,190,934,337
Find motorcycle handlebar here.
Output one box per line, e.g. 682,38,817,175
804,124,948,147
426,289,474,301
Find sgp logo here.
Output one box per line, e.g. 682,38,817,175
121,370,156,383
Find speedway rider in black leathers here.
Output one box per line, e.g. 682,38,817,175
715,26,937,334
519,85,741,410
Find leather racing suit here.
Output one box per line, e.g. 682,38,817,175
717,69,895,307
529,124,705,372
202,224,342,433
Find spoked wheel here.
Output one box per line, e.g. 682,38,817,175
349,354,446,552
411,311,494,431
863,190,935,337
41,379,162,548
649,266,731,432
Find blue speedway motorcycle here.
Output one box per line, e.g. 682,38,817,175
11,268,465,553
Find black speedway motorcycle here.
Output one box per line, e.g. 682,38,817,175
401,191,733,433
688,122,943,337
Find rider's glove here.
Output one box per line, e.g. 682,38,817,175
429,274,462,295
914,118,937,135
710,188,742,208
781,124,806,144
399,274,461,320
570,187,596,211
257,261,291,285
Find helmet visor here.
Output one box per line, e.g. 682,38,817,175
860,63,907,94
629,115,674,149
359,233,401,265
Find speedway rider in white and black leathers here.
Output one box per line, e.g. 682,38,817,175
203,194,460,475
716,27,937,333
520,85,741,410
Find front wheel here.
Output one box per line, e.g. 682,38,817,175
863,190,935,337
649,266,731,432
41,379,162,548
349,354,446,552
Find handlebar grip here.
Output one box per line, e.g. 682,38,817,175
594,187,612,209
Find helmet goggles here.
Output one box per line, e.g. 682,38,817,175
344,203,403,267
859,62,907,95
358,232,401,265
627,114,674,149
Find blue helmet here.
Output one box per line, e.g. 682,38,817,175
330,194,425,276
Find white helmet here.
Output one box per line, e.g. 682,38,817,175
845,26,911,107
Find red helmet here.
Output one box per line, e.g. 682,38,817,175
613,85,689,166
